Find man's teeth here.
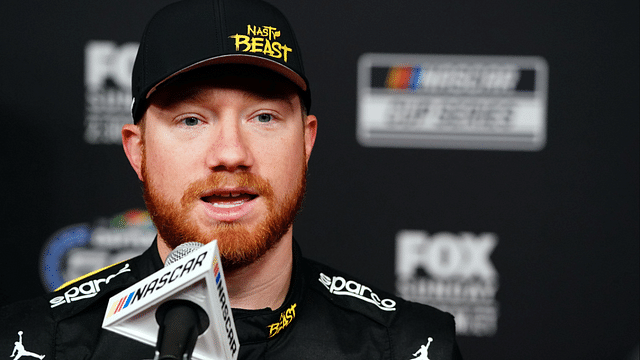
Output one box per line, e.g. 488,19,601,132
207,193,248,208
212,199,246,208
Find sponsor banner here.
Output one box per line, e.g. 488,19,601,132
357,54,548,151
395,230,499,337
85,40,138,144
39,209,156,292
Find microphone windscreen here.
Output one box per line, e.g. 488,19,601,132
165,242,204,267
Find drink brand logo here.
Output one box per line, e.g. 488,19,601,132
229,25,292,62
267,303,297,338
396,230,499,337
319,273,397,311
84,40,139,144
105,252,208,318
50,264,131,308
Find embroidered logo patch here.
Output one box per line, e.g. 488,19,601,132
229,25,293,62
319,273,396,311
410,337,433,360
49,263,131,308
10,331,45,359
267,303,297,338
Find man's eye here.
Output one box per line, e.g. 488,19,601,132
183,117,200,126
256,113,273,123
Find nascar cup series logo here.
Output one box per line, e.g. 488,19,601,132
358,54,548,151
396,230,499,336
229,25,293,62
84,40,138,144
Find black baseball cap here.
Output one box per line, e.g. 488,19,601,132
131,0,310,122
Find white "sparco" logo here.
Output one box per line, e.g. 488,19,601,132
319,273,396,311
49,264,131,308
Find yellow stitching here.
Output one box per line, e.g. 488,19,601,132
54,259,128,292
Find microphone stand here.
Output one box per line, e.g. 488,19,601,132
153,300,210,360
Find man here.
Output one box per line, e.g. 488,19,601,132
1,0,463,359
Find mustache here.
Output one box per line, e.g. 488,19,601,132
180,172,274,207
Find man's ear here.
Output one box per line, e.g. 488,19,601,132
122,124,144,181
304,114,317,163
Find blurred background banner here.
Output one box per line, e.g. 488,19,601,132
357,54,548,150
1,1,637,359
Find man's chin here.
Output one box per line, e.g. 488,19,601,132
217,231,281,271
159,224,280,271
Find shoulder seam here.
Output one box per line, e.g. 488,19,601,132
55,259,128,291
306,261,400,327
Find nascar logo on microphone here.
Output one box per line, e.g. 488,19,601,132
213,255,238,355
105,251,207,318
102,241,239,360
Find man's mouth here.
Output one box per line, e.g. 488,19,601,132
201,192,258,208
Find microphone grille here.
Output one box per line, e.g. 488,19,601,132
165,242,204,267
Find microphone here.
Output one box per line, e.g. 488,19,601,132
102,240,239,360
154,242,209,360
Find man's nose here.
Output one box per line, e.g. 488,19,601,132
206,119,253,171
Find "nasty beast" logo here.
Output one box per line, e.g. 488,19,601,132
229,25,293,62
267,303,297,338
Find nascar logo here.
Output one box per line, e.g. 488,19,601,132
214,256,238,356
375,64,525,93
357,54,548,151
105,252,207,318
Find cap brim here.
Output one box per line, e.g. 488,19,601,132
145,54,308,100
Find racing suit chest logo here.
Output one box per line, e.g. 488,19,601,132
319,273,397,311
267,303,297,338
11,331,46,360
49,263,131,308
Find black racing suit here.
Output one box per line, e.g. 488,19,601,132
0,239,463,359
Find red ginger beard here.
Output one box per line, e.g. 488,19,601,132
141,151,307,272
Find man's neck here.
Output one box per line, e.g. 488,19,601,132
156,232,294,311
224,237,293,310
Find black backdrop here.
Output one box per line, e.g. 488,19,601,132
1,0,638,359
